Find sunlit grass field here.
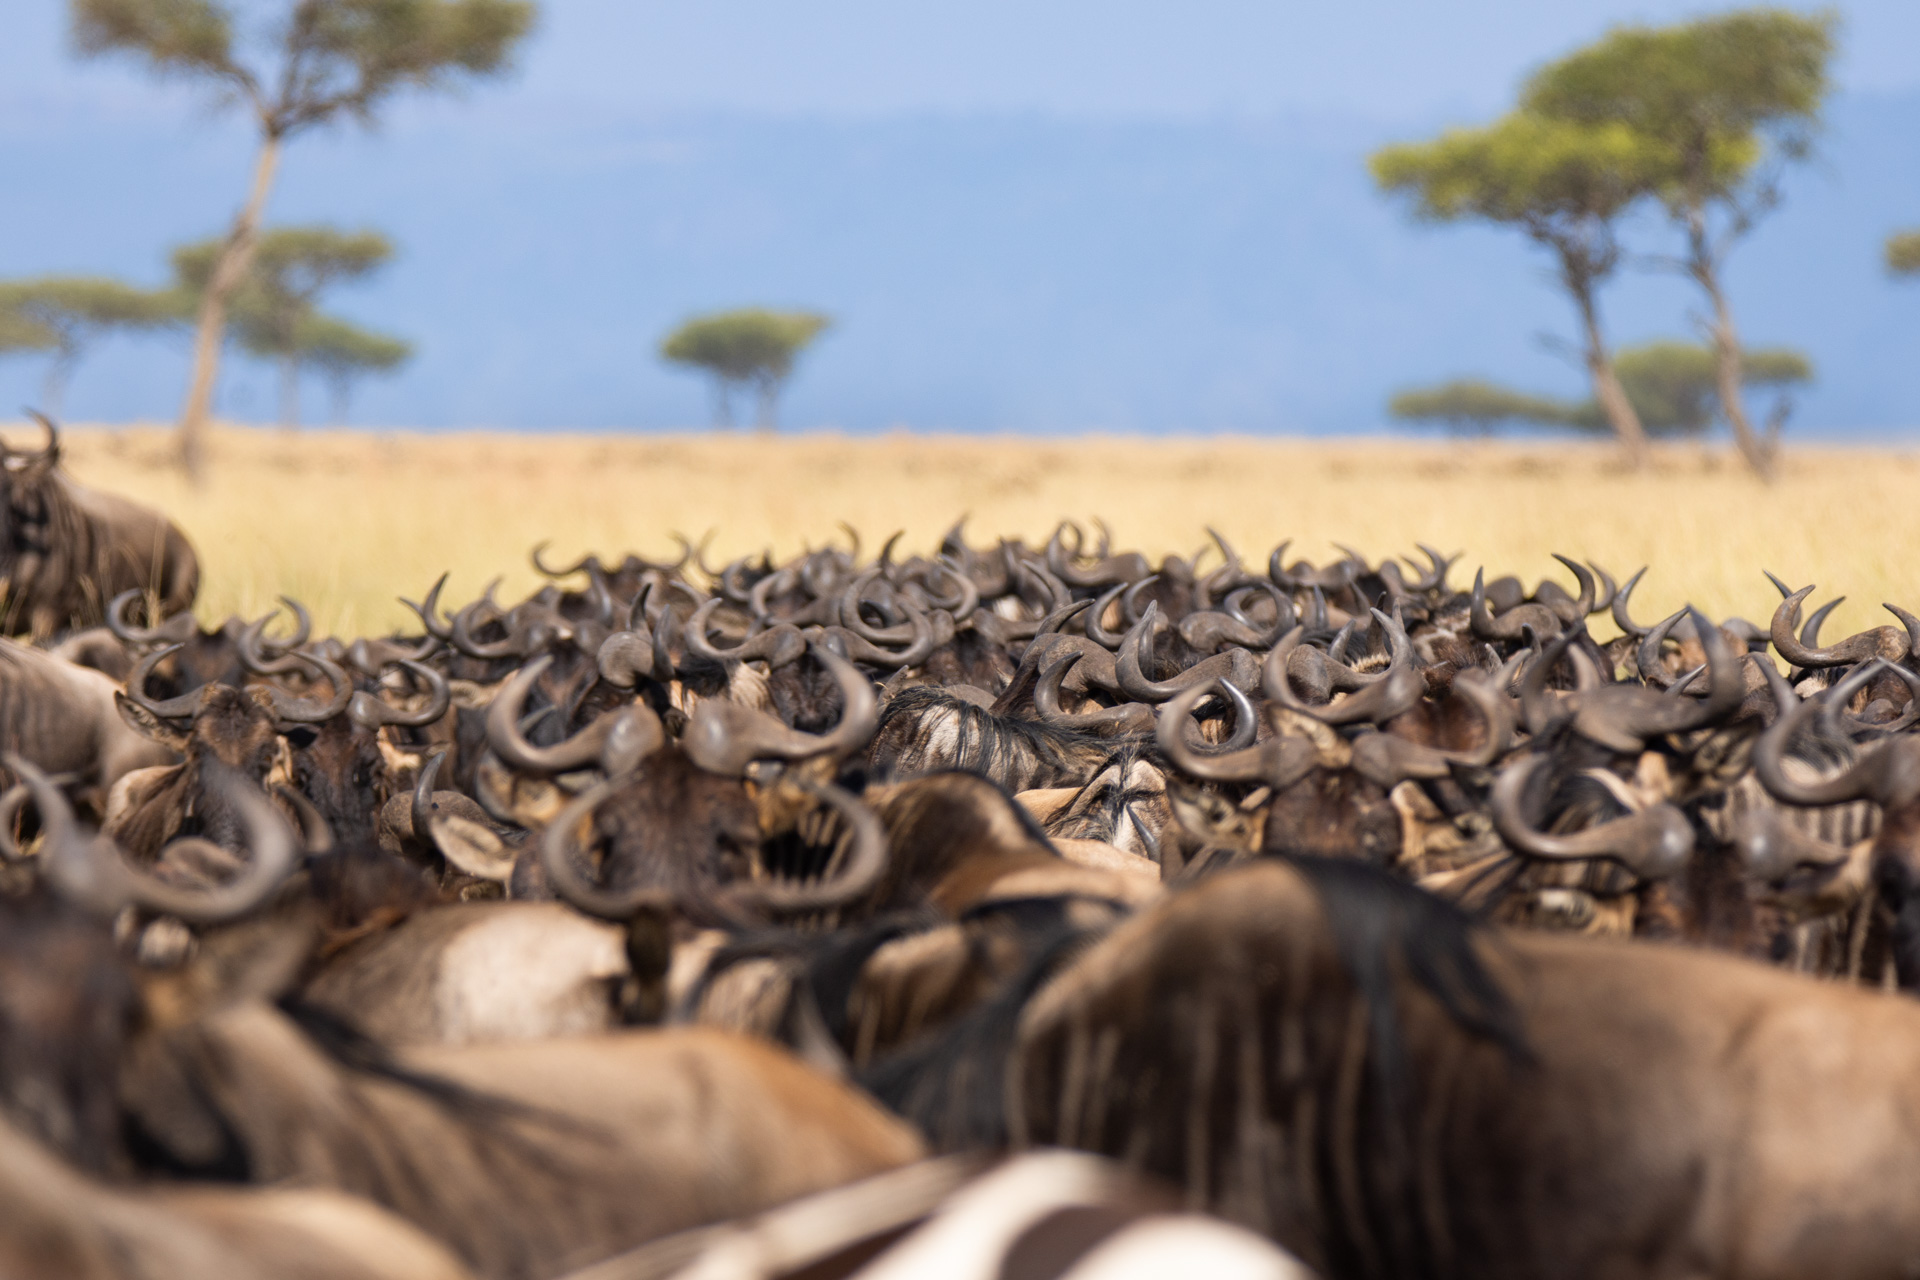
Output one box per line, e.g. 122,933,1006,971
21,421,1920,645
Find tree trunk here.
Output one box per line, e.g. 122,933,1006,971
177,131,283,480
755,375,781,433
42,345,76,419
279,355,301,430
1688,208,1774,480
1569,274,1648,468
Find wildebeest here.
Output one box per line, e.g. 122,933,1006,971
27,491,1920,1278
0,638,175,810
0,1108,475,1280
0,415,197,638
7,762,926,1280
585,1151,1315,1280
877,856,1920,1280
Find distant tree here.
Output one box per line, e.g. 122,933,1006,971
1522,9,1837,478
297,313,412,422
1372,113,1669,466
1564,340,1813,437
0,308,58,367
71,0,535,476
1890,231,1920,277
0,277,180,415
660,308,833,429
173,226,399,425
1387,379,1578,435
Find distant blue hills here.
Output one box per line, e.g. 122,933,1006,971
5,93,1918,435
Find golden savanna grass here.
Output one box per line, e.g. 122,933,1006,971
19,421,1920,645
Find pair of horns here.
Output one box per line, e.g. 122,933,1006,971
6,756,295,923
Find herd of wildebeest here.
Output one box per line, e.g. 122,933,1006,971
5,414,1920,1278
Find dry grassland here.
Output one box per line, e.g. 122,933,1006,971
21,421,1920,645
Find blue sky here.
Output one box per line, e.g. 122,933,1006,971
4,1,1919,433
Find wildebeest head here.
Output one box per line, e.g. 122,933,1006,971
488,643,889,925
0,414,199,639
110,644,350,856
280,659,450,849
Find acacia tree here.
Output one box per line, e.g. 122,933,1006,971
1522,9,1837,478
660,309,832,429
71,0,534,476
0,308,58,384
1565,340,1813,436
1891,231,1920,277
299,314,412,421
1387,380,1577,435
0,277,179,415
173,226,397,425
1372,114,1668,466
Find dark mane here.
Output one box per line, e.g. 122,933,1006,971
868,686,1134,792
1289,855,1530,1069
1284,856,1530,1280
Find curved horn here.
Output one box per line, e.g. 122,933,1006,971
450,596,526,660
682,642,879,776
1577,608,1745,750
1350,668,1515,788
1084,582,1131,650
1544,554,1597,624
1156,679,1316,787
1403,544,1455,594
251,597,312,659
487,655,665,775
412,749,448,853
539,777,676,921
1221,581,1295,644
597,623,659,689
1264,610,1422,727
399,572,453,641
1034,652,1153,734
14,756,296,924
1115,603,1260,704
684,598,807,668
1610,567,1654,640
920,560,980,619
1635,608,1689,689
124,643,203,721
1587,562,1618,614
348,659,452,731
532,542,598,579
1754,661,1920,809
106,588,192,649
1771,586,1890,669
1519,626,1578,735
1491,754,1693,881
263,652,354,725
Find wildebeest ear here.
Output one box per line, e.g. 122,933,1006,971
114,691,189,752
428,813,516,883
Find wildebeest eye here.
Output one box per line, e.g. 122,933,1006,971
284,726,320,749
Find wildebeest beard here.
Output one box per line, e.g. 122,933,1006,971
583,748,767,923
